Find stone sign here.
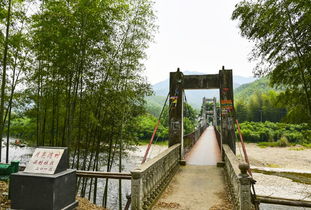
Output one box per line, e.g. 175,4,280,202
24,148,64,175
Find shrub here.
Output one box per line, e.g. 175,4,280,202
238,121,310,145
277,136,289,147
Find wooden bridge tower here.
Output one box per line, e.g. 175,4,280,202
169,67,236,154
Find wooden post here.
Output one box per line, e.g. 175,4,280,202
169,69,184,148
219,68,236,154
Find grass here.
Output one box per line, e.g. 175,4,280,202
252,169,311,185
138,139,168,146
289,147,305,151
257,142,279,148
302,143,311,148
257,141,311,150
265,163,281,168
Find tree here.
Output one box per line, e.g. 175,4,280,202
28,0,156,207
0,0,12,162
232,0,311,122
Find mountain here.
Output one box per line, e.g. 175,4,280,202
234,77,275,100
150,71,256,109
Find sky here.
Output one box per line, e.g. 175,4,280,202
143,0,256,84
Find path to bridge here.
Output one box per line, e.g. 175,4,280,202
153,127,230,210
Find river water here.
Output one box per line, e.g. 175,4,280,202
0,139,167,209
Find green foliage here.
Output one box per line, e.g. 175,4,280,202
232,0,311,122
134,113,168,142
145,95,166,117
0,0,158,183
238,121,310,146
235,89,286,122
278,136,289,147
234,78,275,101
4,116,36,143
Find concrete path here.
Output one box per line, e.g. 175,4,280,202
185,126,221,165
153,127,231,210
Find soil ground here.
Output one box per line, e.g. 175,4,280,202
240,143,311,171
240,143,311,202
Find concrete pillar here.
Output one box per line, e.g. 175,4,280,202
169,69,184,148
131,170,143,210
238,163,253,210
219,68,236,153
201,97,206,126
213,97,217,126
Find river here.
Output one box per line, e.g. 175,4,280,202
0,139,167,209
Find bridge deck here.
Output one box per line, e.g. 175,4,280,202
153,127,230,210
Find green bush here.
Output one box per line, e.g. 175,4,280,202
277,136,289,147
237,121,310,145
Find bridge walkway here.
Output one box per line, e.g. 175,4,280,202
153,126,231,210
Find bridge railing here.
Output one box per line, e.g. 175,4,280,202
222,144,253,210
131,144,181,210
183,124,207,154
213,126,222,149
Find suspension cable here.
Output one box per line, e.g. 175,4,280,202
141,92,170,164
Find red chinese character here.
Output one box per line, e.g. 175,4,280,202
43,161,49,165
34,152,40,157
49,168,53,171
47,152,53,158
49,161,54,165
33,160,38,164
41,152,47,158
38,161,43,165
54,153,60,158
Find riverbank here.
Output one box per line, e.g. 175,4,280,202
240,143,311,171
240,143,311,204
0,143,168,209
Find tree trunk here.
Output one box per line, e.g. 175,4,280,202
0,0,12,162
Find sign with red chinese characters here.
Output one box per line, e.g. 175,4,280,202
24,148,65,174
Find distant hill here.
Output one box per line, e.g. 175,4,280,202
150,71,256,109
145,95,167,117
234,77,276,100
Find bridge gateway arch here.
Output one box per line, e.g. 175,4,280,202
168,67,236,156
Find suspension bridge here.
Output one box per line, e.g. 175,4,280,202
5,68,311,210
127,68,311,210
129,67,256,210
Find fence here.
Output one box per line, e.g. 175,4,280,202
183,125,207,154
222,144,252,210
131,144,181,210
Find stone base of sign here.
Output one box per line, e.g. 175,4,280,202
10,169,77,210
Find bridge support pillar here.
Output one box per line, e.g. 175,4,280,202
169,69,184,152
219,68,236,154
213,97,217,126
